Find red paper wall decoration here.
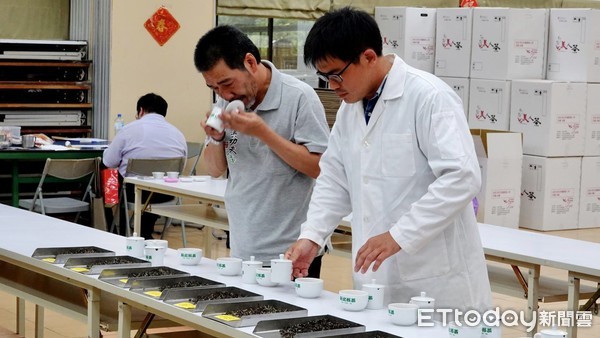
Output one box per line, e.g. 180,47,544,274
144,6,180,46
460,0,478,7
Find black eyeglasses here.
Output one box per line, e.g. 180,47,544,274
316,59,354,83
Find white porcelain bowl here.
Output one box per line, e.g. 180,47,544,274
294,277,323,298
388,303,419,326
212,205,228,218
177,248,202,265
152,171,165,179
255,267,278,287
338,289,369,311
216,257,242,276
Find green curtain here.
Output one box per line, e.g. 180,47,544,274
217,0,600,19
460,0,600,8
331,0,458,14
217,0,330,19
0,0,69,39
560,0,600,7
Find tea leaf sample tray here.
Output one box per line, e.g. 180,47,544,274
163,286,263,312
129,275,224,299
98,266,190,288
202,299,307,328
63,255,150,275
327,330,402,338
32,246,114,264
253,314,365,338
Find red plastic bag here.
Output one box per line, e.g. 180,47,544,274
101,168,119,205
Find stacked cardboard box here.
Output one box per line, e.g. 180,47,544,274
513,9,600,230
375,7,437,73
472,130,523,228
375,6,600,230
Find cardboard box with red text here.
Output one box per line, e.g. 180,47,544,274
435,8,473,78
510,80,586,157
375,7,437,73
579,156,600,229
546,8,600,82
472,129,523,228
584,84,600,156
520,155,581,231
470,8,548,80
468,79,511,131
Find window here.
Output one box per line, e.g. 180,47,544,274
217,16,320,88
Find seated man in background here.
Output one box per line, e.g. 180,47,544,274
103,92,187,239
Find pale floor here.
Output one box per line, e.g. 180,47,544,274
1,223,599,338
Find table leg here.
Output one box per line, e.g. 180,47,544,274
11,161,19,207
87,287,100,338
133,186,142,237
567,273,580,338
35,305,44,338
16,297,25,335
118,301,132,338
526,266,540,336
204,227,212,258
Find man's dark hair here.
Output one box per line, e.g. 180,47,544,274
194,25,261,72
136,93,168,117
304,7,383,67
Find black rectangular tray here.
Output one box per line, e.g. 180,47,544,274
202,299,307,328
32,246,114,264
128,275,224,299
163,286,263,312
63,255,150,275
253,314,365,338
98,266,190,288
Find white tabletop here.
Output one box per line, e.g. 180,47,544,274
124,176,227,201
0,204,447,337
478,223,600,277
125,176,600,276
124,176,354,226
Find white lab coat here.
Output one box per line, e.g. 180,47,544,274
300,55,492,312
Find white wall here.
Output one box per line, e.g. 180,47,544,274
109,0,214,143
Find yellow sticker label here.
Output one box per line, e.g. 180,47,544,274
119,279,128,284
71,267,89,273
215,314,241,321
174,302,196,309
42,258,56,263
144,291,163,298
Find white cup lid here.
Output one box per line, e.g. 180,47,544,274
271,253,291,263
243,255,262,264
411,291,435,302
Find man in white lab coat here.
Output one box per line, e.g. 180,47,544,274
286,7,493,313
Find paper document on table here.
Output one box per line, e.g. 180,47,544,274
53,137,107,143
72,144,108,149
40,144,71,151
